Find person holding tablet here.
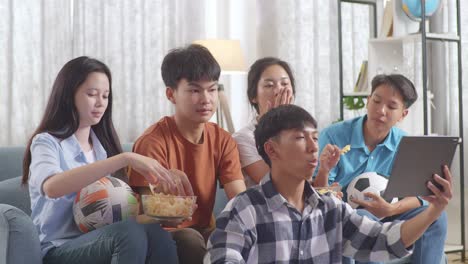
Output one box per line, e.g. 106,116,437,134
314,74,448,264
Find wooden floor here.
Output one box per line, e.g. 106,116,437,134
447,251,467,263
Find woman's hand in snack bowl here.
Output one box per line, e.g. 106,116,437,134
168,169,194,196
149,169,194,196
141,169,196,226
128,153,194,197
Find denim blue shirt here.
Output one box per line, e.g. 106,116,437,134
28,130,107,257
315,115,406,189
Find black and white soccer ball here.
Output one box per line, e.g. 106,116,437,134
346,172,398,209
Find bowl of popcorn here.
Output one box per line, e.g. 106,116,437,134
142,193,197,221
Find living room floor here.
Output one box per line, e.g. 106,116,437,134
447,252,467,263
446,185,468,264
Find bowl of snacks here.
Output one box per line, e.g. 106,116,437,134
142,193,197,221
314,185,342,197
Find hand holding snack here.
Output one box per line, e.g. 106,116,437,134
127,153,180,194
319,144,341,172
169,169,194,196
149,169,194,196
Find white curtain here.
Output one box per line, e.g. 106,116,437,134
72,0,206,142
1,0,467,146
0,0,206,145
256,0,339,129
0,0,73,146
256,0,373,129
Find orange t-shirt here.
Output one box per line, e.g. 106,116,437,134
128,116,243,228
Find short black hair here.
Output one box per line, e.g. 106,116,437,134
371,74,418,108
161,44,221,89
247,57,296,113
255,105,317,167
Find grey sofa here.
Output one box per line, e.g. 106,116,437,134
0,146,41,264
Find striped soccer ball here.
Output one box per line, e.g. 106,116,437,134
73,177,138,233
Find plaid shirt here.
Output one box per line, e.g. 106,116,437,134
205,174,411,264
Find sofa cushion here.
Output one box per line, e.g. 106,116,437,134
122,143,132,152
0,177,31,216
213,182,228,217
0,146,25,182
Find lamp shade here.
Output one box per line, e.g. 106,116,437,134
193,39,246,74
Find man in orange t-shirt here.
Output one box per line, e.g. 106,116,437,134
129,44,246,264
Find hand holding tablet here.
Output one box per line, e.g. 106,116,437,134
382,136,460,199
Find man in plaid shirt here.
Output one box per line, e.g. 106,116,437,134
205,105,453,264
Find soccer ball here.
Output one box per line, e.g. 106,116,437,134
73,177,138,233
346,172,398,209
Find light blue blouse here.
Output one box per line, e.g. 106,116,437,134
28,130,107,257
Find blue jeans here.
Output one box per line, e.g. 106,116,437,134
343,206,447,264
43,220,178,264
0,204,42,264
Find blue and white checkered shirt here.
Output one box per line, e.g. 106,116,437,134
205,174,411,264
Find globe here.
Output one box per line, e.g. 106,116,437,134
402,0,441,21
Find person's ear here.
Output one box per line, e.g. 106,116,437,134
166,87,176,104
399,108,409,122
264,140,279,162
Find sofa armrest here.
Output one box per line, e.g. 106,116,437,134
0,206,9,264
0,177,31,216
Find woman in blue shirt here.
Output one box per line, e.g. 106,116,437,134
22,56,190,264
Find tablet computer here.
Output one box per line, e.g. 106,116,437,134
382,136,460,199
